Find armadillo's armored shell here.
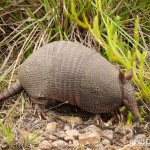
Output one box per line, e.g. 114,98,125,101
80,52,122,113
18,41,123,113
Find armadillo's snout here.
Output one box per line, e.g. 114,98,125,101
123,99,140,117
130,105,140,117
122,77,140,118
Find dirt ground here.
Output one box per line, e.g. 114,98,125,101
0,96,149,150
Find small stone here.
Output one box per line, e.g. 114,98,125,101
48,135,57,141
64,125,70,131
79,132,100,145
57,131,66,139
66,129,80,139
95,144,105,150
101,129,113,141
80,125,102,133
109,145,119,150
134,134,146,141
115,128,125,135
120,144,144,150
64,135,74,141
58,116,83,125
102,139,110,146
72,140,79,147
51,140,68,149
1,144,9,149
68,140,72,145
38,136,45,142
39,140,51,150
45,122,57,131
86,148,93,150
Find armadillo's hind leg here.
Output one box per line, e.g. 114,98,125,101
30,98,49,120
34,104,49,120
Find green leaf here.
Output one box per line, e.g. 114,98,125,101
93,15,101,38
43,0,51,13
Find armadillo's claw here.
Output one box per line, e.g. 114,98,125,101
107,109,125,124
95,114,110,127
94,114,102,124
30,97,49,120
34,104,49,120
115,109,125,123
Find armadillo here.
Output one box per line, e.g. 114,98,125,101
0,41,140,117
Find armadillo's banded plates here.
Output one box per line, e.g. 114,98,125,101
18,41,123,113
18,41,95,106
79,52,123,113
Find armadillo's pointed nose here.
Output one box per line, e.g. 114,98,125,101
131,106,140,117
123,99,140,117
128,100,140,118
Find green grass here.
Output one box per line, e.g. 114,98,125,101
0,121,15,149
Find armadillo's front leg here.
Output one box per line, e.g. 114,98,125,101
30,98,49,120
107,109,124,124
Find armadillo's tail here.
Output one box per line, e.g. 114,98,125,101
0,80,23,101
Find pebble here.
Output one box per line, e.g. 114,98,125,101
72,140,80,147
39,140,51,150
102,139,110,146
119,144,144,150
56,131,66,139
95,144,106,150
80,125,102,133
51,140,68,149
64,125,70,131
134,134,146,141
115,128,125,135
45,122,57,131
64,135,74,141
86,148,93,150
101,129,113,141
1,144,9,149
79,132,100,145
58,116,83,125
48,135,57,141
66,129,80,139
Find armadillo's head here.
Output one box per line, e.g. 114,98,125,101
119,69,140,117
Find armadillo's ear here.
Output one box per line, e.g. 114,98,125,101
119,70,126,84
125,69,133,80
